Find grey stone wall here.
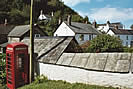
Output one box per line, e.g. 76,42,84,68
39,53,133,89
56,53,133,73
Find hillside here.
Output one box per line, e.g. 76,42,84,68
0,0,87,25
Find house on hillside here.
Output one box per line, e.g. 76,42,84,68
107,28,133,47
97,21,123,33
54,16,101,44
8,24,47,43
0,24,14,53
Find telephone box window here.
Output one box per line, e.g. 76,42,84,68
17,53,24,71
8,80,12,84
7,53,11,57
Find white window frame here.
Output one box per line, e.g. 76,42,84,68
35,34,40,38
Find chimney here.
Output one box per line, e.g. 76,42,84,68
40,10,43,15
85,20,88,24
67,15,71,25
92,20,97,28
114,25,119,30
51,11,54,17
58,17,62,25
107,21,110,25
4,19,7,26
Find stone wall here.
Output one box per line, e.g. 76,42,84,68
56,53,133,73
39,53,133,89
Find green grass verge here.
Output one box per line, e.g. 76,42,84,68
19,81,116,89
18,76,116,89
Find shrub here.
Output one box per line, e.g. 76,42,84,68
88,34,123,53
33,75,48,84
0,53,6,85
123,47,133,53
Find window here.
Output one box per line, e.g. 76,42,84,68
79,34,84,41
132,36,133,40
17,53,25,71
118,35,120,38
89,35,92,40
35,34,40,38
126,36,128,40
126,42,128,46
131,41,133,47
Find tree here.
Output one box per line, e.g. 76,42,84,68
83,16,91,24
130,24,133,30
87,34,123,53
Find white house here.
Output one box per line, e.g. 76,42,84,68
107,28,133,47
54,18,101,44
97,21,123,33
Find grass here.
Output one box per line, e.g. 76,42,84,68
19,81,116,89
18,76,116,89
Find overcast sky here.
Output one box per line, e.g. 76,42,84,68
62,0,133,28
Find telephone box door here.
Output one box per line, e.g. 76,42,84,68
15,52,27,87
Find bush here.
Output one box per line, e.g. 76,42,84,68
33,75,48,84
88,34,123,53
0,53,6,85
123,47,133,53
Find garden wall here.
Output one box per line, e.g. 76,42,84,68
39,53,133,89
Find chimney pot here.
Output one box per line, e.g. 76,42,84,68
107,21,110,24
58,17,62,25
4,19,7,26
67,15,71,25
51,12,54,17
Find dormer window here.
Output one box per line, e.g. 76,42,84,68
35,34,40,38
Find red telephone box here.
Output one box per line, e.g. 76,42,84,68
6,42,29,89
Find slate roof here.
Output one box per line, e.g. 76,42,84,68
64,22,101,35
109,28,133,35
8,24,47,37
0,25,15,44
8,25,30,37
98,22,121,26
0,25,15,34
22,37,74,63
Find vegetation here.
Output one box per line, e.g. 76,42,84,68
130,24,133,29
18,75,116,89
0,53,6,85
0,0,90,35
86,34,123,53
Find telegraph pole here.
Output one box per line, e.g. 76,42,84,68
30,0,34,83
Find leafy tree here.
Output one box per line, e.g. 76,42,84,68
38,10,61,36
0,0,86,26
83,16,91,24
72,15,84,22
130,24,133,29
88,34,123,53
